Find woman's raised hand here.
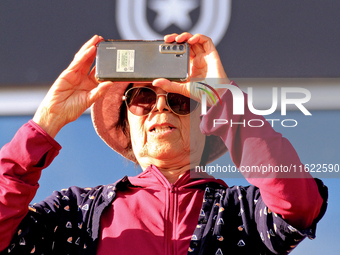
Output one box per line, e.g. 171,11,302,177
33,35,114,138
152,33,230,105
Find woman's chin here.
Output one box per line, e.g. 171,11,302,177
143,144,189,162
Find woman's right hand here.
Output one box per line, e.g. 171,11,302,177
33,35,114,138
153,33,230,107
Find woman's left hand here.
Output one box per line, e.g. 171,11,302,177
152,32,230,104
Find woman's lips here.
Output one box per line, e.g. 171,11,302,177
149,123,176,134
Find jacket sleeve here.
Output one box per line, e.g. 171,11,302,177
0,184,107,255
252,179,328,254
0,120,61,251
199,81,325,230
187,182,327,255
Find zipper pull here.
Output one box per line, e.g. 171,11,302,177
170,184,175,193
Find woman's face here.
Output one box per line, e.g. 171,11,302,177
127,84,206,170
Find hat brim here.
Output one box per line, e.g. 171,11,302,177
91,84,228,164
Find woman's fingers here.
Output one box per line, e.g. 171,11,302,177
67,35,102,75
165,32,214,49
188,34,215,56
77,35,102,56
67,44,97,73
164,33,178,43
164,32,195,43
165,33,217,64
175,32,193,43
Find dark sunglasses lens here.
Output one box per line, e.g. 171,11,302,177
126,88,156,116
167,93,199,115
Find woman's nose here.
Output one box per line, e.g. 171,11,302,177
154,94,170,113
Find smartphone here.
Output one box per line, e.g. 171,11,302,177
95,40,189,82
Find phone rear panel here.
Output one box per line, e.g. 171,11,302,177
95,40,189,82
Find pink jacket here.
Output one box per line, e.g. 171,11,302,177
0,83,324,254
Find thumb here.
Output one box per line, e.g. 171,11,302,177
152,78,191,99
153,78,210,104
88,81,114,105
152,78,177,92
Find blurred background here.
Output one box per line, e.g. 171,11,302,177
0,1,339,254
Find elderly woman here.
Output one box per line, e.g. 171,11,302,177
0,33,327,255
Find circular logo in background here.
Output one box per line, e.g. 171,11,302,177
116,0,232,46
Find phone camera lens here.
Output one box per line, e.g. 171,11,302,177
162,45,167,50
179,45,184,51
172,45,177,51
167,45,171,50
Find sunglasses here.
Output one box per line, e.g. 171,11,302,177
123,87,199,116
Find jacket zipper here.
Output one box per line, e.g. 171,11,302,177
165,184,176,255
